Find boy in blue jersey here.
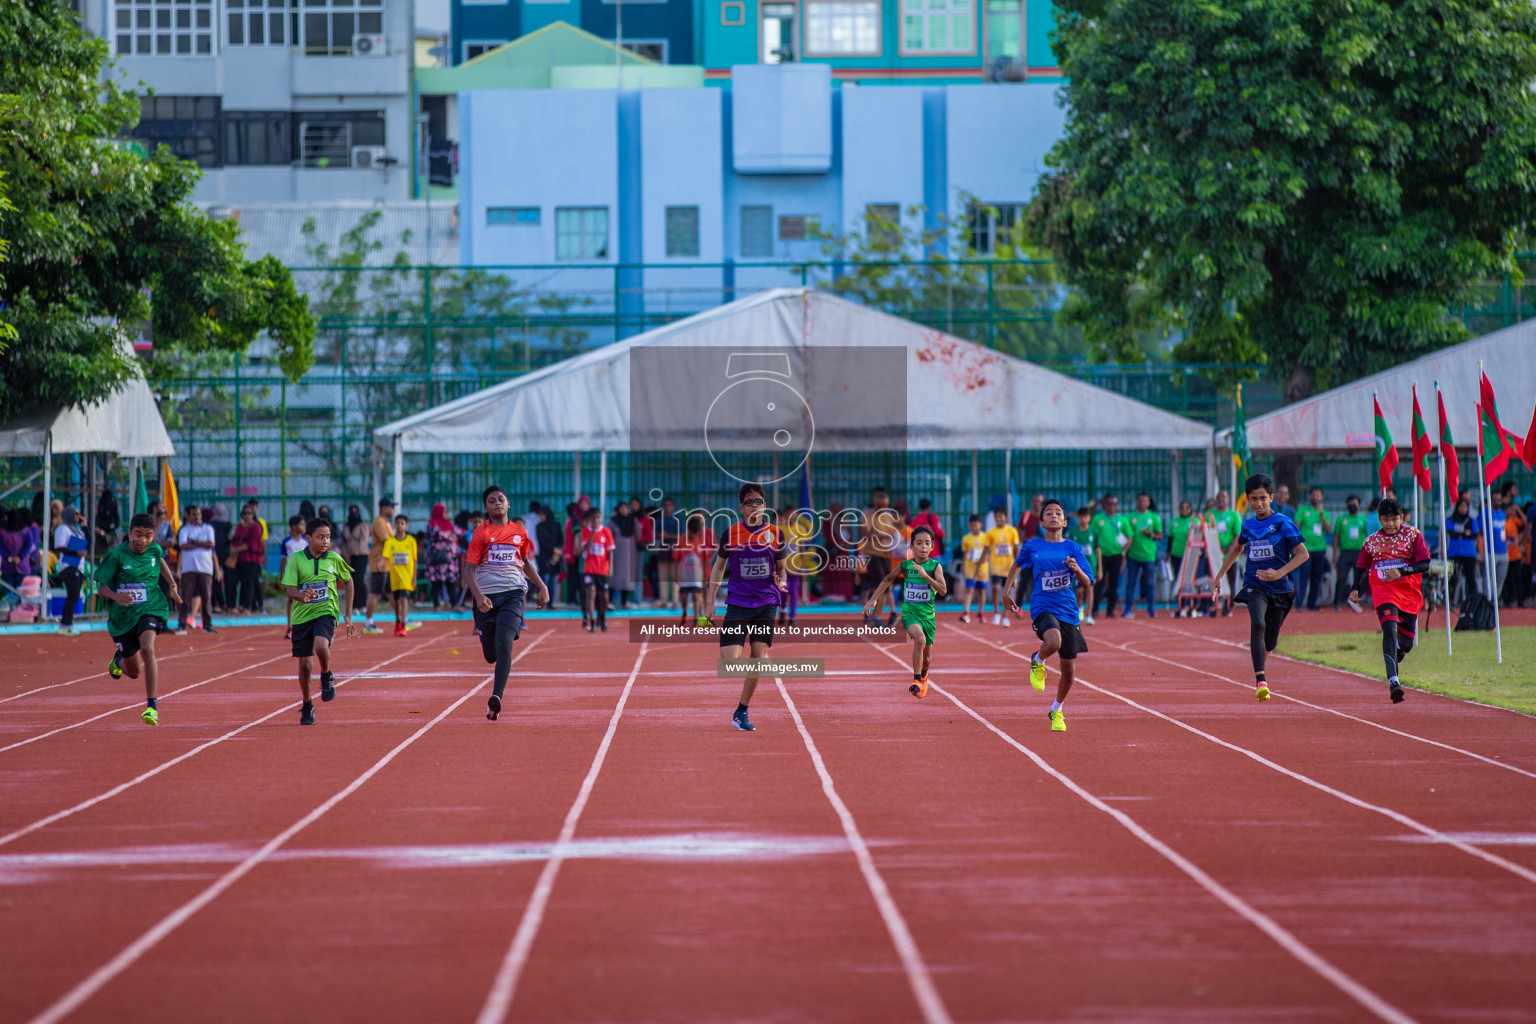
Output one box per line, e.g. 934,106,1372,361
1003,499,1094,732
1213,474,1311,701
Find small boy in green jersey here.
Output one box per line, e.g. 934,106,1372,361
98,513,182,725
1066,507,1100,625
865,526,947,699
280,517,356,725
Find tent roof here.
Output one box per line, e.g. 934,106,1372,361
375,289,1213,453
0,370,175,458
1219,319,1536,453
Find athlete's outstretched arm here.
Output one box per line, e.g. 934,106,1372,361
1000,562,1023,612
862,568,902,616
1213,538,1244,590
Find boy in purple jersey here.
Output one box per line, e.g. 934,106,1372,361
703,482,788,732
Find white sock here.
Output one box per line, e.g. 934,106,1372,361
1389,675,1400,686
1031,651,1042,666
1050,699,1063,713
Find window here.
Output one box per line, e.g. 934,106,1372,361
619,40,668,62
114,0,214,56
488,207,540,226
555,207,609,260
761,2,795,62
463,39,507,61
804,1,879,55
223,111,292,165
721,1,746,25
865,204,901,249
131,95,221,168
901,0,972,53
778,214,818,241
741,205,773,257
966,201,1024,255
226,0,295,47
297,111,385,168
301,0,383,56
665,206,700,257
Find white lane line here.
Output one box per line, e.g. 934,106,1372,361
913,670,1419,1024
24,633,549,1024
474,643,649,1024
0,647,217,706
1092,635,1536,782
0,635,449,850
948,628,1536,888
774,676,955,1024
0,653,292,754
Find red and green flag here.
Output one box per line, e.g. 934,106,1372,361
1373,394,1398,493
1410,385,1433,493
1478,371,1528,481
1437,388,1460,501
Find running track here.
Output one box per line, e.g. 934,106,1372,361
1,611,1534,1023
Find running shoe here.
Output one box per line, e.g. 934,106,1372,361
363,623,383,634
991,613,1001,626
172,628,188,636
202,626,218,635
56,627,80,637
1390,683,1405,704
732,706,756,731
1255,685,1271,702
405,621,422,631
299,703,315,726
320,673,336,703
1029,655,1046,692
1084,615,1096,626
142,706,158,726
958,614,970,623
108,652,123,680
1001,615,1011,627
1049,709,1066,732
486,694,501,721
394,623,406,637
909,677,929,699
599,621,608,633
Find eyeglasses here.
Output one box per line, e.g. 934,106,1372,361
741,498,766,507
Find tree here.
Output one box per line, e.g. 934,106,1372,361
0,2,314,420
1030,0,1536,402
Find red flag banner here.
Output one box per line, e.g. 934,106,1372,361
1373,395,1398,493
1524,393,1536,469
1479,371,1525,480
1438,389,1460,501
1410,385,1433,493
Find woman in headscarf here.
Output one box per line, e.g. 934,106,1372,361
95,484,121,550
425,502,461,608
298,500,317,522
209,504,233,610
608,501,638,607
1,508,37,609
339,504,371,612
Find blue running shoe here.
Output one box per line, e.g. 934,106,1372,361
732,706,756,732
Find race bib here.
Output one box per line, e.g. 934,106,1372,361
1311,523,1324,537
682,553,701,569
1375,558,1407,581
1040,570,1072,592
487,543,521,566
119,582,148,605
967,546,984,562
392,552,409,565
1115,533,1128,548
740,559,771,579
994,543,1012,558
1248,540,1276,561
904,582,931,602
300,580,329,603
589,543,607,557
1348,526,1361,541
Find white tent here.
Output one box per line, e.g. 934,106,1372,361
1216,318,1536,453
374,289,1215,504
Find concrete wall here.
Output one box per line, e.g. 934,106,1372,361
839,85,924,245
944,83,1063,220
640,89,724,264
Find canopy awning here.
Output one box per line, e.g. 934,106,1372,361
0,369,175,458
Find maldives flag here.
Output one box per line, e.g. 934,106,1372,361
1373,395,1398,492
1438,389,1460,500
1524,393,1536,469
1410,385,1433,493
1478,371,1527,480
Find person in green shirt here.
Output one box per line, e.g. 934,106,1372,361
97,513,182,726
1294,487,1332,611
864,526,946,700
1207,491,1242,616
280,516,356,725
1088,494,1133,619
1067,506,1100,624
1332,495,1369,610
1122,492,1163,619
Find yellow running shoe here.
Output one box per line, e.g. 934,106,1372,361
1049,709,1066,732
108,652,123,680
909,676,929,699
1255,685,1271,702
142,706,159,725
1029,656,1047,692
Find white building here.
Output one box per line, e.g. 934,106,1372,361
78,0,415,204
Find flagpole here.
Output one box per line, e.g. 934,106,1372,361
1435,380,1451,655
1475,362,1503,664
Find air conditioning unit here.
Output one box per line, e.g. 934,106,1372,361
353,33,387,56
351,145,387,169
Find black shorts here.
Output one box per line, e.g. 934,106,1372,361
990,575,1009,588
391,588,414,599
369,572,390,597
679,585,702,596
291,615,336,658
474,590,525,662
1032,612,1088,659
584,573,609,588
112,614,167,660
720,603,775,648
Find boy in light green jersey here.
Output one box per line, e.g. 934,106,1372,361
280,517,356,725
866,526,946,699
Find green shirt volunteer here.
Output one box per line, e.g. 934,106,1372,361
1296,505,1331,553
280,548,354,624
1126,511,1161,562
1209,509,1241,554
1090,512,1133,557
1335,512,1368,551
97,542,172,636
1168,515,1202,558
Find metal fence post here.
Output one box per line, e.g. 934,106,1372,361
280,376,288,523
423,266,435,373
986,261,996,350
233,360,242,501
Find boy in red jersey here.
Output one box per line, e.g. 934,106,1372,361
577,507,615,633
465,485,550,721
1348,498,1432,704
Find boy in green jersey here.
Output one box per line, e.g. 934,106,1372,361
1332,495,1369,610
98,513,182,725
1294,487,1332,611
280,517,356,725
865,526,946,699
1067,507,1100,625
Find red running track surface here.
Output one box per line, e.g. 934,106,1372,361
1,610,1534,1024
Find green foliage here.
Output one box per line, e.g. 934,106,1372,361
1030,0,1536,397
0,2,315,420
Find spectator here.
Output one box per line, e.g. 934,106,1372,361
1018,493,1045,542
298,500,316,523
364,497,396,633
1295,487,1331,611
209,504,233,611
534,504,564,607
655,497,681,607
424,503,461,608
565,497,590,619
635,496,657,603
908,498,945,556
1502,491,1526,607
338,505,371,612
1490,494,1510,605
1,507,38,608
317,504,332,524
1272,484,1297,521
1332,496,1368,611
609,501,639,607
51,504,90,635
524,502,543,558
229,504,266,613
248,497,269,542
148,500,173,548
1444,495,1481,607
94,484,121,551
175,504,218,634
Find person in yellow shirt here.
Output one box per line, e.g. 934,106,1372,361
958,514,988,623
380,514,418,637
984,506,1021,626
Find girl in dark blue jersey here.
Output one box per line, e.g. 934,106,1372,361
1003,499,1094,732
1213,474,1311,701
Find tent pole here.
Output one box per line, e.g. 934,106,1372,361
599,449,608,522
40,435,52,623
1169,449,1181,511
371,449,381,517
970,450,978,517
1003,448,1011,522
1204,445,1218,500
573,451,581,503
392,436,403,510
86,455,96,572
